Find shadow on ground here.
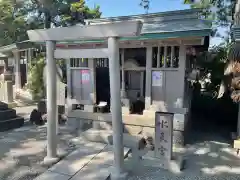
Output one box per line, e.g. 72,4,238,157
0,123,81,180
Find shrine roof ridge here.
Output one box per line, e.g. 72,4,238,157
85,8,204,24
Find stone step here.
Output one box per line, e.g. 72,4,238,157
0,117,24,132
0,109,16,121
0,102,8,110
79,129,145,151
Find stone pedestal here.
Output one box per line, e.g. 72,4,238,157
0,71,14,103
43,156,60,166
4,81,13,103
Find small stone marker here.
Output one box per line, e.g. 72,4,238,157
140,112,185,172
154,112,173,160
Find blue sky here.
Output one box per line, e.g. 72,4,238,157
86,0,225,47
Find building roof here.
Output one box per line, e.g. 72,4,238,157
85,8,203,24
35,8,211,46
86,8,211,35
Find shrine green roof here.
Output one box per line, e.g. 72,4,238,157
43,8,212,45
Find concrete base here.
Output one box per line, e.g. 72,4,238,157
110,171,128,180
43,156,60,166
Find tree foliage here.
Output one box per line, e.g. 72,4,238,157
27,0,101,27
27,55,45,100
0,0,28,45
0,0,101,46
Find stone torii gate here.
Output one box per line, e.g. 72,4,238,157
27,21,142,179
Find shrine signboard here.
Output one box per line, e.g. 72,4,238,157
71,69,93,104
155,112,173,160
81,70,90,84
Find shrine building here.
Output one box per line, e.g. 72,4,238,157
0,8,212,146
55,8,211,145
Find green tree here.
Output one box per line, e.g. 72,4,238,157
0,0,28,45
0,0,102,47
27,55,46,100
27,0,101,28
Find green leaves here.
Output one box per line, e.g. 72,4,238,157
27,55,46,100
0,0,28,45
0,0,102,46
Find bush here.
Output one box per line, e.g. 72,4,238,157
27,56,45,100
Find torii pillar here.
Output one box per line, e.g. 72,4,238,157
27,21,142,179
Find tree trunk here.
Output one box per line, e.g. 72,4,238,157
44,10,51,29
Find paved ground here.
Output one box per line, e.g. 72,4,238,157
128,137,240,179
0,124,80,180
1,106,240,180
127,119,240,180
0,106,80,180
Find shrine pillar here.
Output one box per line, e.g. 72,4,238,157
108,37,126,179
43,40,59,165
145,46,153,109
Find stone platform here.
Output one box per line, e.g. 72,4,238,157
0,102,24,132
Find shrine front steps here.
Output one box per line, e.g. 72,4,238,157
0,102,24,132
